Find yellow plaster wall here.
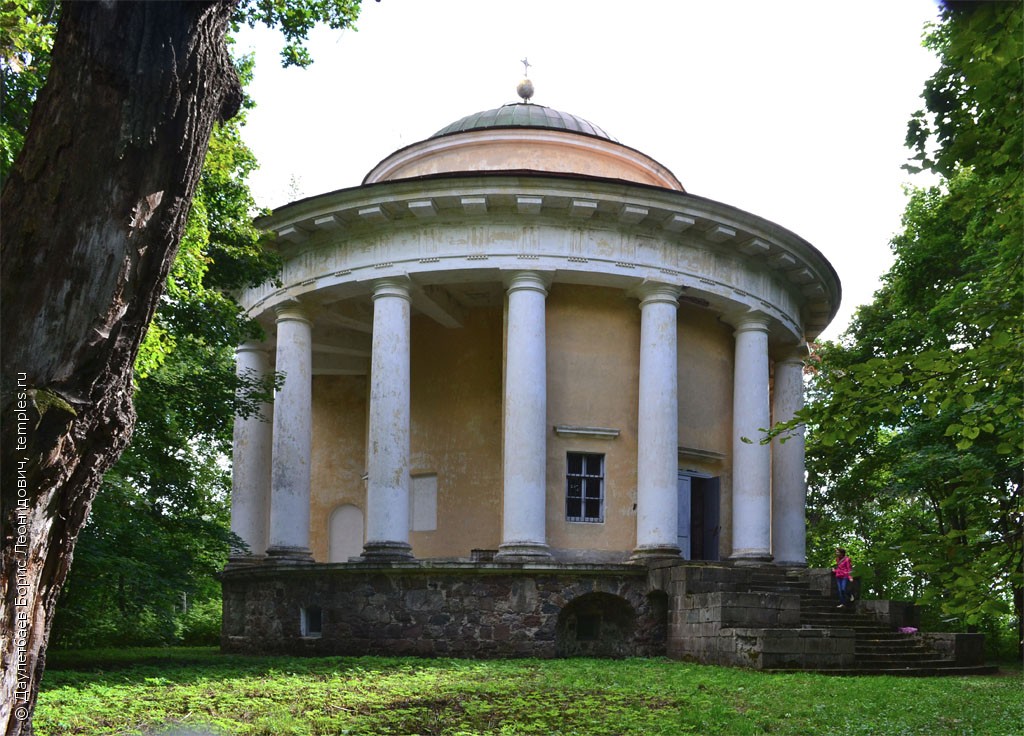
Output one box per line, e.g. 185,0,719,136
677,305,734,555
408,307,504,557
307,293,736,562
309,375,368,561
545,284,641,553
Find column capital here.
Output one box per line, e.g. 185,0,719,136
728,311,771,335
504,270,549,296
774,343,810,366
274,300,310,325
371,276,412,302
635,281,681,308
236,341,270,357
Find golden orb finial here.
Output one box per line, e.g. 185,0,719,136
517,57,534,102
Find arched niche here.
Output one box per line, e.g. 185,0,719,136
328,504,364,562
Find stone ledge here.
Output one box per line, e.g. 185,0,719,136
221,559,649,580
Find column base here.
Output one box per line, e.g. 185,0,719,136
773,559,808,568
265,546,314,563
494,541,552,561
361,541,414,561
225,553,267,569
629,544,682,563
730,551,774,566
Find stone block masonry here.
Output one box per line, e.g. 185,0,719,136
221,562,667,658
665,564,856,670
222,560,982,674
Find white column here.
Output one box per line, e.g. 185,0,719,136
362,279,413,560
632,283,682,560
771,350,807,566
267,303,313,561
496,271,551,560
230,342,273,563
730,313,773,563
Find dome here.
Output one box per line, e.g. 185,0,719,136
431,103,615,141
364,101,682,190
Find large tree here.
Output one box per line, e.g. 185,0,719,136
0,2,360,732
51,76,280,648
795,1,1022,653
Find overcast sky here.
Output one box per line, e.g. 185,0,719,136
232,0,943,341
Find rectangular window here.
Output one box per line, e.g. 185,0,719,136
301,606,322,637
566,452,604,523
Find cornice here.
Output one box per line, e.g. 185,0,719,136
248,173,841,339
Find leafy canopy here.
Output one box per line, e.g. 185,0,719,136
795,1,1022,649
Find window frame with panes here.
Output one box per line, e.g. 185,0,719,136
565,452,605,523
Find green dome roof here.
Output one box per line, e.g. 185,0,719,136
432,103,615,141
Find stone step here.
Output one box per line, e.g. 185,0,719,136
749,580,809,590
856,655,939,666
745,578,797,585
771,664,999,677
722,578,993,676
799,611,887,622
799,619,894,632
856,642,931,654
799,600,856,609
801,622,894,634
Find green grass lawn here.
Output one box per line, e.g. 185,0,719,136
36,648,1022,736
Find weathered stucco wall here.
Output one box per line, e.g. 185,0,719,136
545,284,640,556
310,375,368,561
307,289,737,562
677,305,734,555
409,307,504,557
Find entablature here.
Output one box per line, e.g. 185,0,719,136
248,174,840,341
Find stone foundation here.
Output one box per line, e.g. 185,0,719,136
221,561,666,658
222,560,980,674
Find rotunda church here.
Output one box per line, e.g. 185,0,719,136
222,81,844,663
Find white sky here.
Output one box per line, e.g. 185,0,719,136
232,0,943,341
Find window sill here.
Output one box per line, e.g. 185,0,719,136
554,425,619,439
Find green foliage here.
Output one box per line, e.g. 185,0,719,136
788,1,1023,650
35,650,1024,735
235,0,362,67
0,0,58,182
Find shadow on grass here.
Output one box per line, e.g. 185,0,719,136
43,646,489,690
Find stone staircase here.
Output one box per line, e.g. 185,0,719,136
746,570,997,676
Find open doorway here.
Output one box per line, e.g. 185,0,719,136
677,472,720,560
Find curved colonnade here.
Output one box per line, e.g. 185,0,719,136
230,171,837,568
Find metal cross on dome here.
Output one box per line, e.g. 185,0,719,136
521,57,531,77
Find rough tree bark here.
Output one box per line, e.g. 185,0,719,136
0,3,241,732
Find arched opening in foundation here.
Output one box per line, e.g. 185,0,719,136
555,592,636,658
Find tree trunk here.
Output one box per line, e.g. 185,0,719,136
0,3,241,733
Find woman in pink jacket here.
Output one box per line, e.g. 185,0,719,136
833,548,853,608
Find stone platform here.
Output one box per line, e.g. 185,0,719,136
221,560,665,658
221,560,990,675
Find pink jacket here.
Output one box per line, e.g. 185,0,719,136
834,556,853,580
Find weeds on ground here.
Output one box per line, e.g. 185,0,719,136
36,648,1023,736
